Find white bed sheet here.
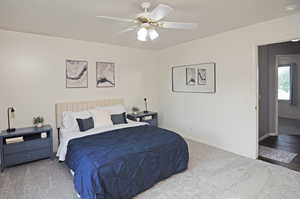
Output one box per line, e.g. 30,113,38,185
56,120,147,161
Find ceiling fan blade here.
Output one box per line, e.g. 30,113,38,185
119,26,138,34
148,4,173,21
113,25,138,37
96,16,133,23
160,21,198,29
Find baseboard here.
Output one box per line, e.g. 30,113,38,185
259,133,277,141
182,134,257,159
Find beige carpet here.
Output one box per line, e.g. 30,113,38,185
1,140,300,199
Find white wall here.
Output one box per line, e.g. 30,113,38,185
156,13,300,159
1,13,300,159
0,29,159,150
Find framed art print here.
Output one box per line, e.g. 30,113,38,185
186,67,196,86
66,60,88,88
96,62,115,88
172,62,216,93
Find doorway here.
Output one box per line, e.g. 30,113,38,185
258,40,300,171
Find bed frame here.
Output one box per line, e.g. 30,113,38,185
55,98,124,143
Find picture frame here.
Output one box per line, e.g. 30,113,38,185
186,67,196,86
172,62,216,93
66,60,88,88
96,62,115,88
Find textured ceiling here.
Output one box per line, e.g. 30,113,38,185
0,0,299,50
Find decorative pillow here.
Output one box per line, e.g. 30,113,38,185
97,104,126,115
111,112,128,125
76,117,94,132
62,111,92,131
89,109,113,127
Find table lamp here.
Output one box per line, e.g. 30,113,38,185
144,98,149,113
7,107,16,132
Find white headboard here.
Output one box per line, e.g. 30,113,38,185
55,98,124,129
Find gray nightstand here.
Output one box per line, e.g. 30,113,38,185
127,111,158,127
0,125,53,172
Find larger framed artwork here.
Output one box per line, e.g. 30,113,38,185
172,62,216,93
66,60,88,88
96,62,115,88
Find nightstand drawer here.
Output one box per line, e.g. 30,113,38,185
127,111,158,127
3,138,50,155
4,148,50,167
142,119,158,126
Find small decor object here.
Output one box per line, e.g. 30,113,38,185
172,62,216,93
66,60,88,88
144,98,148,113
132,107,140,115
186,68,196,86
33,116,44,128
96,62,115,88
7,107,16,132
41,132,47,139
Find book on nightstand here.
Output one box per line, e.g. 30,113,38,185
5,136,24,144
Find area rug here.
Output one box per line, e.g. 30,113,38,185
259,145,297,163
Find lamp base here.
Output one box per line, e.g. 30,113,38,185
143,110,149,113
6,128,16,133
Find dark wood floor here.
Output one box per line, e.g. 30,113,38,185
259,135,300,172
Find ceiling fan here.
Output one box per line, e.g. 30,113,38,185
96,2,198,42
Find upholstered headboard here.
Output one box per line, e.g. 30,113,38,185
55,99,124,129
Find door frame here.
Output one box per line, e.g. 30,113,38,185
255,38,300,158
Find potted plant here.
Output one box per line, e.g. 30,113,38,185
33,116,44,128
132,107,140,115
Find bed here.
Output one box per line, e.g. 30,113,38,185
55,99,189,199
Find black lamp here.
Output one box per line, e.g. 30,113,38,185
144,98,149,113
7,107,16,132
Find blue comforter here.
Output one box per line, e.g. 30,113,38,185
65,125,189,199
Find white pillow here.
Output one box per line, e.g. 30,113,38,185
62,111,92,131
89,109,113,127
97,104,126,115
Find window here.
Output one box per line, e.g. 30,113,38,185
278,65,291,101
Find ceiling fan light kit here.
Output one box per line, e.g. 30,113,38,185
96,2,198,42
137,27,148,41
149,29,159,40
137,27,159,42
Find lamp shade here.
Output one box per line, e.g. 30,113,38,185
137,28,148,41
149,29,159,40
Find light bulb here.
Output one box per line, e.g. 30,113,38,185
137,28,148,41
149,29,159,40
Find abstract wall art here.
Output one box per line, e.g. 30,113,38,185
172,62,216,93
66,60,88,88
96,62,115,88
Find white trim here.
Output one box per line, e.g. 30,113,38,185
255,35,300,159
259,134,270,142
255,45,259,159
259,133,277,142
275,55,280,136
